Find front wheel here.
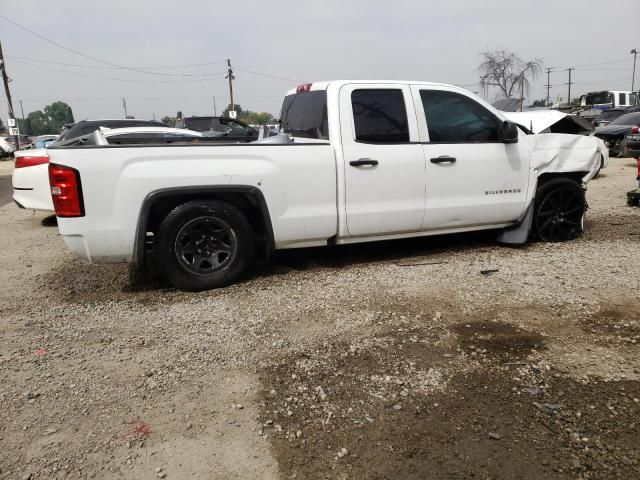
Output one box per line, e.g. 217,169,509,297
156,200,255,291
532,178,586,242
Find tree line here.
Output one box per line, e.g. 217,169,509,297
15,101,75,136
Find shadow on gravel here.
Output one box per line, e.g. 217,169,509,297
40,214,57,227
255,229,502,277
260,327,640,479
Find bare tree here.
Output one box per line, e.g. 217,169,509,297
479,50,542,99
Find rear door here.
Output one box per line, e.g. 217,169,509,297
339,84,426,236
412,86,530,230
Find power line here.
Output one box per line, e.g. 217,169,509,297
18,94,284,102
7,55,227,77
235,67,305,83
0,13,225,77
569,58,632,69
14,60,227,83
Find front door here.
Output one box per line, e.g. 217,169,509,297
412,86,530,230
340,84,426,237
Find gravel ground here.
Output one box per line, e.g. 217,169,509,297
0,158,639,479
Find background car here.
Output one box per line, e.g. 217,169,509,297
592,106,640,127
57,119,168,142
0,135,31,155
595,112,640,157
12,127,203,212
24,135,59,150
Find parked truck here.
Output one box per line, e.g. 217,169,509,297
577,90,640,122
47,80,605,290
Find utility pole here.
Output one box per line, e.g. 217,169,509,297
545,68,553,106
212,96,217,116
225,59,235,114
122,97,128,118
0,41,20,151
631,49,638,91
566,68,574,106
19,99,25,122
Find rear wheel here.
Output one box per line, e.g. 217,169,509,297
532,178,586,242
156,200,255,291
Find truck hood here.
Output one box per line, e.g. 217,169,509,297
503,110,593,135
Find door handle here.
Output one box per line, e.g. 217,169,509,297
350,158,379,167
430,156,456,164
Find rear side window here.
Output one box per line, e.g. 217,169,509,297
351,89,409,143
280,91,328,140
619,93,627,105
421,90,500,143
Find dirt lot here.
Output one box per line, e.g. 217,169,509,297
1,158,639,480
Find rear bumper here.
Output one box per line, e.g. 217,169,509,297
57,218,134,264
11,164,54,211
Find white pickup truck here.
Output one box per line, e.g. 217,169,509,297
47,80,604,291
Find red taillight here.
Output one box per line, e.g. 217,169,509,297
48,163,84,217
632,125,640,135
15,155,49,168
296,83,312,93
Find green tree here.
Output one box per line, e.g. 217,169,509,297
161,116,176,127
221,104,275,125
17,118,34,136
27,110,49,135
242,111,276,125
44,101,74,132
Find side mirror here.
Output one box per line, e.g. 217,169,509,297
501,120,519,144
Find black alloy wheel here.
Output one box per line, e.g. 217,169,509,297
533,178,586,242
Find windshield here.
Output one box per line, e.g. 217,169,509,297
585,92,613,105
280,91,329,140
609,112,640,126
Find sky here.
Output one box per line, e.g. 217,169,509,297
1,0,639,122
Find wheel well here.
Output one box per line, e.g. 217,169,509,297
140,190,274,266
537,172,587,187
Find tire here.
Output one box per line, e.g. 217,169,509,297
155,200,255,291
532,178,586,242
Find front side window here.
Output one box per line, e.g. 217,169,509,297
351,89,409,143
619,93,627,105
420,90,500,143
